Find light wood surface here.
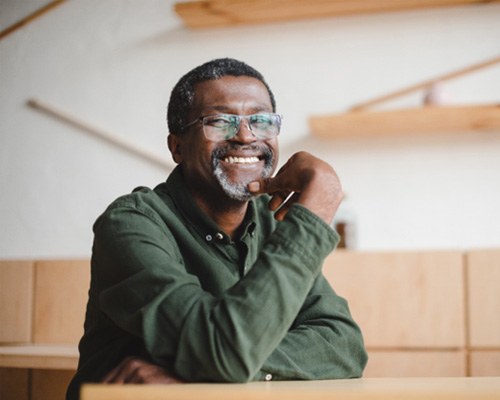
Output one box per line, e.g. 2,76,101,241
0,260,34,343
309,104,500,138
174,0,500,28
0,344,78,369
467,249,500,347
470,351,500,377
364,351,466,377
33,259,90,344
81,377,500,400
322,251,465,348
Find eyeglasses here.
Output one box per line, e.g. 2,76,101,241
182,113,282,141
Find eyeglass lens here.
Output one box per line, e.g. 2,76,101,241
203,114,281,141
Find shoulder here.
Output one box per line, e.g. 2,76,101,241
95,183,175,232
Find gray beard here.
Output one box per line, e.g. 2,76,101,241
212,144,274,202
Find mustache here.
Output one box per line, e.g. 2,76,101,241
211,143,274,163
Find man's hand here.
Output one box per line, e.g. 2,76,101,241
248,151,343,225
101,357,183,384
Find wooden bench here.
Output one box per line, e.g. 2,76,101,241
323,249,500,377
1,250,500,399
0,259,89,400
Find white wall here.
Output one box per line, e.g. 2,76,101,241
1,0,499,258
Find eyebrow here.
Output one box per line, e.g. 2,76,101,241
203,104,272,114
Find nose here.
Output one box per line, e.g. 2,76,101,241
232,118,257,144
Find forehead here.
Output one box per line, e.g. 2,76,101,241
191,75,273,113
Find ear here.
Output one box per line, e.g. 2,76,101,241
167,134,183,164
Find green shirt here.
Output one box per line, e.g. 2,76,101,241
67,166,367,399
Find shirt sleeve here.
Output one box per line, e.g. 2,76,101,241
92,197,350,382
254,274,368,381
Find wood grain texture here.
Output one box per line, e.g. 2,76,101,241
81,377,500,400
364,351,466,377
175,0,500,28
0,367,29,400
0,261,34,343
32,369,75,400
33,259,90,344
470,351,500,377
310,104,500,138
467,249,500,347
322,250,465,348
0,344,78,369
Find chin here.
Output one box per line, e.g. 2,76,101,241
215,174,254,202
212,153,274,202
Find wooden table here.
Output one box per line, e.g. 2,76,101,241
81,377,500,400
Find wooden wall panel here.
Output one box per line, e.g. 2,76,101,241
0,367,29,400
31,369,75,400
33,260,90,344
0,261,34,343
364,351,466,377
467,249,500,348
323,251,465,348
470,351,500,376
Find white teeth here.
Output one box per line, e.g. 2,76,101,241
224,156,259,164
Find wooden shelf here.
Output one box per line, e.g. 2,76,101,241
174,0,500,29
0,344,78,370
309,104,500,138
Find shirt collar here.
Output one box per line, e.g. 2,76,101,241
163,165,257,244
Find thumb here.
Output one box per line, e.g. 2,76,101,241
247,180,263,194
248,177,282,194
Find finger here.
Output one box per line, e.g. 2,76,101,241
274,192,299,221
268,190,292,211
102,357,138,383
248,159,292,194
102,363,126,383
247,180,261,193
125,368,143,384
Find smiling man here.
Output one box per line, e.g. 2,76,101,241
66,58,367,400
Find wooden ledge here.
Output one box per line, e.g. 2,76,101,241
309,104,500,138
0,344,78,370
174,0,500,29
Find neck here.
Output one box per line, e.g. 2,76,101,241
194,193,249,239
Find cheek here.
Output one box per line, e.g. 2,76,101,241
267,139,279,166
191,142,218,170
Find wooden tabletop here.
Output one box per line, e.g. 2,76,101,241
81,377,500,400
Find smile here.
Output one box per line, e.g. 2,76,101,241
223,156,260,164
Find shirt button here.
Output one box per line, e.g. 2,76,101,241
264,373,272,381
215,232,224,240
205,234,213,242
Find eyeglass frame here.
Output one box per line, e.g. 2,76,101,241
181,112,283,141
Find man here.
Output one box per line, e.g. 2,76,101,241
67,58,367,399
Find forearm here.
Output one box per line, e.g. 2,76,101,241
255,276,368,381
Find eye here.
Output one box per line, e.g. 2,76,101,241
205,115,234,129
250,114,274,129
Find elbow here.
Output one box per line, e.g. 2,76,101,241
344,334,369,378
209,357,257,383
350,349,368,378
173,349,258,383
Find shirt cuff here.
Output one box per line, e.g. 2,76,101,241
272,203,340,273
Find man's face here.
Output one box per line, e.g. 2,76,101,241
173,75,279,202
